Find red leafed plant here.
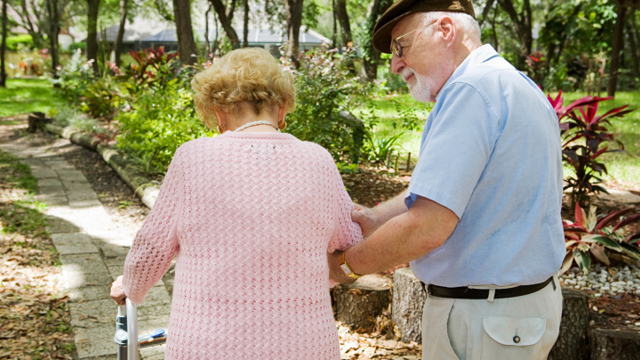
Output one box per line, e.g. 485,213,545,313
548,90,633,208
563,203,640,273
124,46,179,91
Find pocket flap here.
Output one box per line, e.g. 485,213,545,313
482,317,546,346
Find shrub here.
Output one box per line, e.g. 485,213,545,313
283,46,377,164
56,50,96,106
548,91,633,208
5,34,35,51
115,79,214,173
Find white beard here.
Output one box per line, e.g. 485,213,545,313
402,68,434,103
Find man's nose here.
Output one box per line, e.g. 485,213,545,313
391,55,405,75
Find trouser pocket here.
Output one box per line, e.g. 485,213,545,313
481,316,552,360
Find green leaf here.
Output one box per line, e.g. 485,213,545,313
582,234,622,252
573,248,591,274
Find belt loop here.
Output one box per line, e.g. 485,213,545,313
487,289,496,303
552,276,558,291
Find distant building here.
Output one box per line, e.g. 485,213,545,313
97,19,330,57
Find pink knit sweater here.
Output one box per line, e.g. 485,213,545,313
123,132,362,359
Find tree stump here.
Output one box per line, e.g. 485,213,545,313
587,329,640,360
392,267,425,343
333,274,392,330
27,112,49,133
548,289,590,360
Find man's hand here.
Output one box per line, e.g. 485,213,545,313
110,275,126,305
351,203,382,236
328,251,357,285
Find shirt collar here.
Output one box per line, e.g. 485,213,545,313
435,44,500,102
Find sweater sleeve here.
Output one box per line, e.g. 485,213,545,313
123,148,184,304
327,158,363,254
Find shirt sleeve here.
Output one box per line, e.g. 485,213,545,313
405,82,499,218
123,147,184,304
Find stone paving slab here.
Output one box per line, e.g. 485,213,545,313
31,167,59,179
38,178,64,187
46,215,82,233
75,325,119,359
91,231,135,247
68,285,113,302
52,233,100,254
36,194,69,206
56,169,88,182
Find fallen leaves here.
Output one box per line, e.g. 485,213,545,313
1,152,74,359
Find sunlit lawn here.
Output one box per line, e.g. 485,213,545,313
367,91,640,187
0,78,59,118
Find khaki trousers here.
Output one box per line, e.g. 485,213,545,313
421,277,562,360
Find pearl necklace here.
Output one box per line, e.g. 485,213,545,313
234,120,281,133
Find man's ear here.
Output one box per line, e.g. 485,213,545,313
439,16,456,47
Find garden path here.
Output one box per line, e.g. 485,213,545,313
0,135,169,360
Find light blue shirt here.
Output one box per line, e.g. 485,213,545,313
406,45,565,287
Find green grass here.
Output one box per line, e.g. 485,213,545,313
0,78,60,118
356,94,432,162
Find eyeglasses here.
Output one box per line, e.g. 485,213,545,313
391,19,439,58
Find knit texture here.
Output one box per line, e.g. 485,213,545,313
123,131,362,359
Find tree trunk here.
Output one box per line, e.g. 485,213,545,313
285,0,304,67
362,0,393,81
209,0,240,49
608,5,629,96
391,267,425,344
547,289,590,360
629,12,640,80
497,0,532,70
46,0,60,85
587,329,640,360
242,0,248,47
1,0,6,87
332,0,337,48
172,0,197,65
114,0,129,66
335,0,351,47
204,4,211,56
86,0,100,74
332,274,392,330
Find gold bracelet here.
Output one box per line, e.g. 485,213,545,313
339,252,362,279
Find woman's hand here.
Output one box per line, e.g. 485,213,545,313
110,275,126,305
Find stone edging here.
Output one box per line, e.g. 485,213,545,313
44,123,159,208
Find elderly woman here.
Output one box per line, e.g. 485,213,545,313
110,47,362,359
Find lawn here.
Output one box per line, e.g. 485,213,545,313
367,91,640,186
0,78,59,118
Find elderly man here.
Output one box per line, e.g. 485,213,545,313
328,0,565,359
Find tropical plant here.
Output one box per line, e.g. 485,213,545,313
121,46,180,92
362,132,403,166
562,203,640,273
548,91,633,208
55,50,96,106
